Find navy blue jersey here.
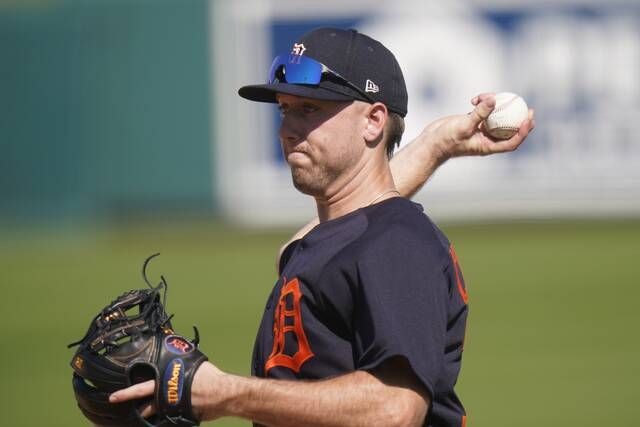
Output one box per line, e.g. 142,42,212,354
252,197,469,427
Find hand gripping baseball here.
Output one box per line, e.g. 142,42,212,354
68,254,208,427
421,92,535,160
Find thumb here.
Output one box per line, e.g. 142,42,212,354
466,95,496,129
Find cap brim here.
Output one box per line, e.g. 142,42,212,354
238,83,356,103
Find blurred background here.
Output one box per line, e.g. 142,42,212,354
2,0,639,426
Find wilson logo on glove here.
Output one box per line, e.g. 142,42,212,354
165,336,195,354
164,358,185,405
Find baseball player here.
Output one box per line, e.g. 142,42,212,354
110,27,534,426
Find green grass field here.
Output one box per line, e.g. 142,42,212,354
2,219,639,426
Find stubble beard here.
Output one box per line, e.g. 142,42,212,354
286,137,361,197
289,164,335,196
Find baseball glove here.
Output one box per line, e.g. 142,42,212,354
68,254,208,427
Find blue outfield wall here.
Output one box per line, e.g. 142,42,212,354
0,0,214,222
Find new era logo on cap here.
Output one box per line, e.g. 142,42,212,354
365,79,379,93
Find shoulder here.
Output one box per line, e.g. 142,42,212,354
278,239,300,275
359,197,451,257
363,197,449,248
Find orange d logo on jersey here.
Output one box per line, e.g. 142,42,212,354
450,245,469,304
265,277,315,373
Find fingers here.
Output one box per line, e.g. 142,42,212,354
109,379,155,403
139,402,156,418
487,110,535,153
471,92,496,106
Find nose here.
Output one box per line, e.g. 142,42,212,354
278,114,304,146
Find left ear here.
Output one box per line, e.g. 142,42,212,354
363,102,388,143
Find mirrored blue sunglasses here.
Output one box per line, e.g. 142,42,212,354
268,53,374,102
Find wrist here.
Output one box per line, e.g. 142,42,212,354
191,361,237,421
418,127,451,166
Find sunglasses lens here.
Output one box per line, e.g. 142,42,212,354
268,54,323,85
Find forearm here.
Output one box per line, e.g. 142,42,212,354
197,367,426,427
390,129,448,198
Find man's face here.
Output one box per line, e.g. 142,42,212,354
276,93,370,197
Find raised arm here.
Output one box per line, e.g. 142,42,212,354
278,93,536,264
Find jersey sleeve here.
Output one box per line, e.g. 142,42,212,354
352,229,450,398
278,239,300,275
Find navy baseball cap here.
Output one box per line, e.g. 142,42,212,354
238,28,408,117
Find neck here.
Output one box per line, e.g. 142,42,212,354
315,157,398,222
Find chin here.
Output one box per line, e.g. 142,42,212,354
290,170,324,196
291,176,315,195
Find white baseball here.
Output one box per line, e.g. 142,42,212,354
484,92,529,139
